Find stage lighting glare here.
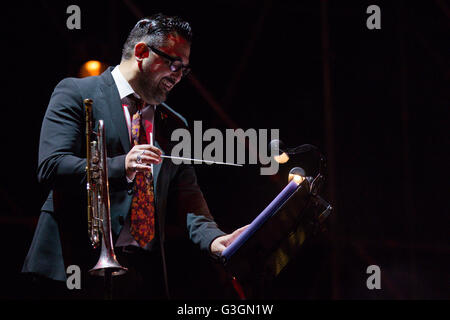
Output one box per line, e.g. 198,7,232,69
86,60,101,72
288,167,306,184
79,60,106,77
274,152,289,164
288,174,305,184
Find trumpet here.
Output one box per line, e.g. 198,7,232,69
85,98,127,277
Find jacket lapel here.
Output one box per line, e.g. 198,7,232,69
152,107,164,206
98,68,131,153
152,140,163,194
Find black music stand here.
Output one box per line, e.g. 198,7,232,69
221,173,332,299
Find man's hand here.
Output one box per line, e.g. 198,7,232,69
125,144,162,180
210,225,249,256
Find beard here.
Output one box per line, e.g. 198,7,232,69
137,68,169,105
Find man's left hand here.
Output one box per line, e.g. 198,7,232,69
210,225,249,256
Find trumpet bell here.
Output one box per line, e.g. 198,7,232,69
89,260,127,277
89,236,127,276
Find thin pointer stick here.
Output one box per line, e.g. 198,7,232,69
160,155,243,167
149,132,241,167
149,132,154,174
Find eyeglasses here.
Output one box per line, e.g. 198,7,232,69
148,46,191,77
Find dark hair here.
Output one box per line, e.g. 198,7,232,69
121,13,192,61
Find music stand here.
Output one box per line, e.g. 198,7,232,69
221,171,332,299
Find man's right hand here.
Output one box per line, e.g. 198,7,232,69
125,144,162,180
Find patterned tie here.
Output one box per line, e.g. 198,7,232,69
129,99,155,248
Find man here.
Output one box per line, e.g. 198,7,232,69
23,13,245,299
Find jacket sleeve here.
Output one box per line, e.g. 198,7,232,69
37,78,127,197
169,162,226,253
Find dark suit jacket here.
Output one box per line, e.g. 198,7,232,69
23,67,225,284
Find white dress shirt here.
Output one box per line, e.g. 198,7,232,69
111,65,155,142
111,66,157,249
111,65,156,182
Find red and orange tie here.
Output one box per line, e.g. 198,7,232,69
130,104,155,247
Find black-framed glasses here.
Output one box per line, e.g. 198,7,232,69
149,46,191,77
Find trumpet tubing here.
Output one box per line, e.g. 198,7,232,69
84,98,127,277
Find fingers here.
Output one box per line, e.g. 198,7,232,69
211,227,249,253
233,224,249,236
133,153,160,172
135,145,162,164
210,236,227,255
135,144,162,157
137,154,162,165
226,225,249,245
126,145,163,175
133,163,153,173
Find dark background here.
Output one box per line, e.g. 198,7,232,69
1,0,448,300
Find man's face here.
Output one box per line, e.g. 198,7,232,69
136,33,191,105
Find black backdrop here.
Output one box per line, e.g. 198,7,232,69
1,0,448,300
